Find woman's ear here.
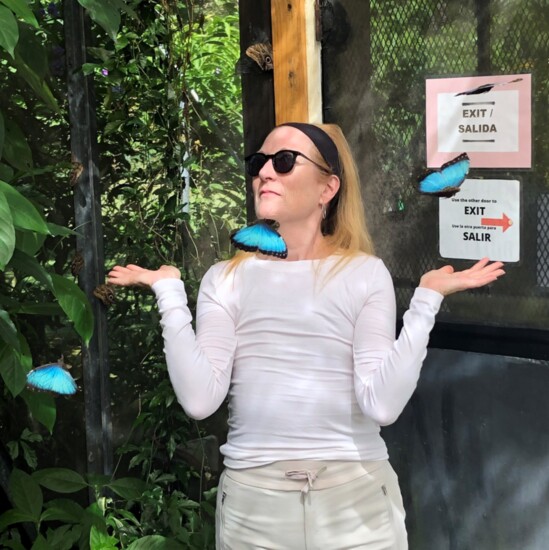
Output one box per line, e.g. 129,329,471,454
321,174,341,204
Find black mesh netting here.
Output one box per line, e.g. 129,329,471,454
322,0,549,329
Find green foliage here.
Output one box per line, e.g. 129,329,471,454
0,0,242,548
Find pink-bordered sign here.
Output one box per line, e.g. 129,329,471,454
426,74,531,168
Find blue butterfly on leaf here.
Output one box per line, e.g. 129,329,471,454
418,153,470,198
230,219,288,258
26,357,77,396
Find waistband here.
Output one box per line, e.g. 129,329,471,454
224,459,388,493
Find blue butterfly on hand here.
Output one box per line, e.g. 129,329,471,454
418,153,470,198
27,357,77,396
230,219,288,258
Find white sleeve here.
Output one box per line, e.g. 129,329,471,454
152,267,236,420
353,260,443,426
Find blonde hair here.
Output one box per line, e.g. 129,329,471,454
225,123,374,273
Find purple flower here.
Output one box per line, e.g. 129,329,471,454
101,68,109,76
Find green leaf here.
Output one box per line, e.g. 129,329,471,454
0,189,15,269
0,308,20,350
47,223,77,237
9,249,54,289
22,390,56,433
10,54,60,113
0,0,39,28
0,342,27,396
0,162,13,181
33,468,88,494
77,0,121,41
0,5,18,58
0,508,37,531
126,536,185,550
9,468,42,522
89,525,118,550
15,302,63,316
0,110,4,159
107,477,148,500
20,441,37,470
50,274,94,344
0,180,48,234
14,229,47,256
15,25,48,79
42,499,85,524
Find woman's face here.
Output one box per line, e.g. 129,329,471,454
252,126,338,227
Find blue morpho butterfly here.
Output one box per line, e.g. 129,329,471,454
26,357,77,396
230,219,288,259
418,153,470,198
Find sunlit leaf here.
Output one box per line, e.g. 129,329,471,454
0,189,15,269
126,536,185,550
0,180,48,234
10,468,42,522
0,5,18,58
51,274,94,344
33,468,88,493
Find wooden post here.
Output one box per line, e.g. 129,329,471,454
271,0,322,124
64,0,113,496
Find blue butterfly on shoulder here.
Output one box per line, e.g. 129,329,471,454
26,357,77,396
418,153,470,198
230,219,288,258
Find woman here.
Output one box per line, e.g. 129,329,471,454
108,123,504,549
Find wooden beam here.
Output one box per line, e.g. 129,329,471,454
271,0,322,124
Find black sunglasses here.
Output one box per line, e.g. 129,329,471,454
244,149,331,177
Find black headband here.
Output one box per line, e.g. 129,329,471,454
280,122,341,178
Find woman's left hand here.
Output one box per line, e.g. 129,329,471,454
419,257,505,297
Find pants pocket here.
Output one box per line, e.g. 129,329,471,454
215,471,227,550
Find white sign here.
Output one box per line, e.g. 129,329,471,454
437,90,519,153
439,179,520,262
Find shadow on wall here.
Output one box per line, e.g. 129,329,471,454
383,349,549,550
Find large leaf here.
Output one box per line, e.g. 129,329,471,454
2,118,32,172
8,249,54,289
51,274,94,344
0,189,15,269
0,508,37,531
0,342,27,396
10,54,61,113
107,477,149,500
10,468,43,522
78,0,120,41
89,525,118,549
42,499,85,524
33,468,88,494
0,0,39,28
14,229,47,256
0,180,48,234
22,390,56,433
0,5,18,57
0,308,19,350
127,536,185,550
0,110,4,159
15,24,48,79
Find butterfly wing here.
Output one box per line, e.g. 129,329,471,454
27,363,77,396
231,219,288,258
418,153,470,197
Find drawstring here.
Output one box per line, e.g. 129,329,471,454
285,466,327,494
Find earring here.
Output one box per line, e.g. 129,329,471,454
321,204,327,220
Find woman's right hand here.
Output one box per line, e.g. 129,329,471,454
107,264,181,288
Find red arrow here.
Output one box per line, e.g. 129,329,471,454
481,213,512,232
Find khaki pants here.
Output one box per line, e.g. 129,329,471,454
215,460,407,550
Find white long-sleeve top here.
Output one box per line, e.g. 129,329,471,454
152,254,443,469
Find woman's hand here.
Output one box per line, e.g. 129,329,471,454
107,264,181,288
419,257,505,297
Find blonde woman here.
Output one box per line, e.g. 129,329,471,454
108,123,504,549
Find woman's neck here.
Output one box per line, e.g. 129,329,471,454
277,224,332,261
